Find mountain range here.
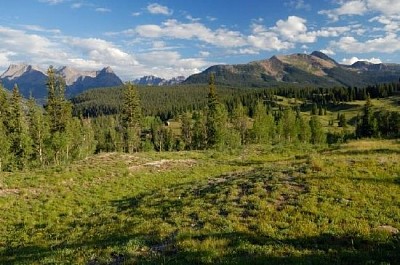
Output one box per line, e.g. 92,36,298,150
185,51,400,87
0,64,123,99
2,51,400,100
133,75,185,86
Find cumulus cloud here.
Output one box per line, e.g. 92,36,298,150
147,3,172,15
341,57,382,65
135,19,247,48
320,48,336,55
318,0,368,21
319,0,400,21
273,16,316,43
65,37,138,67
331,33,400,53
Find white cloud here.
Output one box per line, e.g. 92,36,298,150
320,48,336,55
147,3,172,15
319,0,368,21
66,37,138,67
135,19,247,48
132,12,141,17
199,51,210,57
331,33,400,53
95,7,111,13
22,24,61,34
341,56,382,65
273,16,316,43
285,0,311,10
367,0,400,16
0,26,65,64
319,0,400,20
71,3,83,9
39,0,64,5
248,30,293,51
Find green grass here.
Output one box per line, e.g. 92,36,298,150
1,140,400,264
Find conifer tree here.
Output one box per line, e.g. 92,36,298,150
252,100,274,144
356,96,378,138
309,116,326,144
0,85,11,171
121,82,141,153
192,111,207,150
8,85,32,169
296,115,311,143
28,97,49,167
280,108,297,142
180,112,192,149
206,73,219,147
45,66,73,164
232,102,249,145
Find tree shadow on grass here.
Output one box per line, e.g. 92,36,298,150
2,165,399,264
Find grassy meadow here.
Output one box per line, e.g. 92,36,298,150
1,139,399,264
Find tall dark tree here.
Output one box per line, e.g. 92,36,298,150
206,73,219,147
45,66,73,164
180,112,193,150
309,116,326,144
252,100,274,144
8,85,32,169
0,85,11,171
28,97,49,167
121,82,141,153
356,96,378,138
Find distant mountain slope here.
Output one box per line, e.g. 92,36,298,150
0,64,123,99
185,51,400,87
133,75,185,86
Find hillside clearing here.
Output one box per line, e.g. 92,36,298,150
1,140,399,264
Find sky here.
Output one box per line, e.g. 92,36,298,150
1,0,400,80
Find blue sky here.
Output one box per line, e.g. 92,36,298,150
1,0,400,80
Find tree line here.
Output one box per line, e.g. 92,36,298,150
1,70,400,171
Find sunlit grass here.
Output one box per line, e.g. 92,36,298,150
1,140,399,264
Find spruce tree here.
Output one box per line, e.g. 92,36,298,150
28,97,49,167
0,85,10,171
8,85,32,169
356,96,378,138
45,66,73,164
252,100,274,144
309,116,326,144
121,82,141,153
232,102,249,145
181,112,192,150
192,111,207,150
206,73,219,147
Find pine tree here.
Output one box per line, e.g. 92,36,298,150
121,82,141,153
192,111,207,150
232,102,249,145
45,66,73,164
206,73,219,147
8,85,32,169
356,96,378,138
28,97,49,167
279,108,297,142
252,100,274,144
180,112,192,150
338,113,347,128
0,85,11,171
296,115,311,143
309,116,326,144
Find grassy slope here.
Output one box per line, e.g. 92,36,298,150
1,140,399,264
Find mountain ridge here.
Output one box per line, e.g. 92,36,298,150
185,51,400,87
0,64,123,99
